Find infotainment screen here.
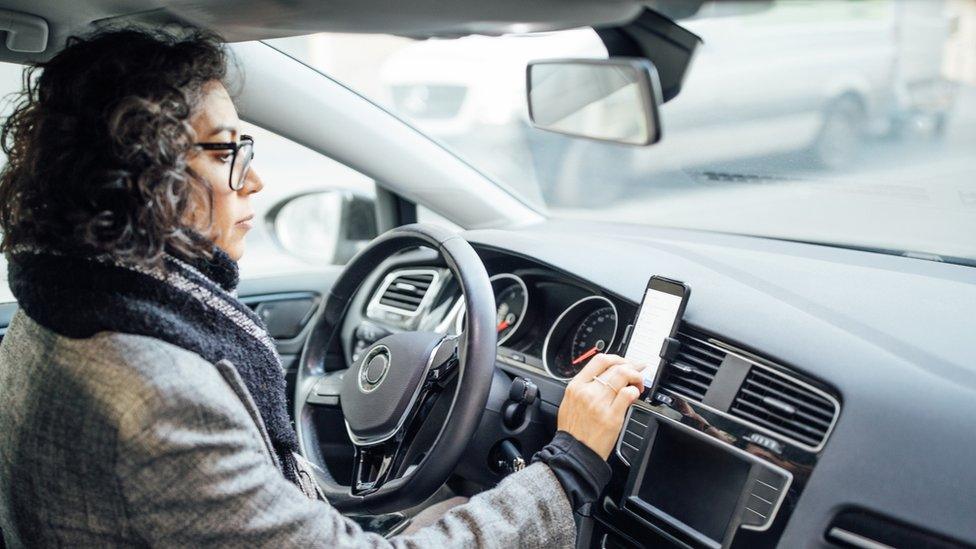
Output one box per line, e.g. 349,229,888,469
636,422,752,542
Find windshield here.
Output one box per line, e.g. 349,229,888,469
269,0,976,264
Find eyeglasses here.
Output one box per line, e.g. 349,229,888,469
195,135,255,191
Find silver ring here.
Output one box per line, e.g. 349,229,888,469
591,376,618,394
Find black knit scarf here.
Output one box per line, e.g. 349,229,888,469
7,245,301,485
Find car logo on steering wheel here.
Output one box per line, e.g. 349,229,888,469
358,345,391,393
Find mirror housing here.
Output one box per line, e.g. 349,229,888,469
266,189,377,265
526,57,663,146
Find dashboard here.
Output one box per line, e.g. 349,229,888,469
335,219,976,549
347,253,639,384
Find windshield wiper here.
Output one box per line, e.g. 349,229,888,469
898,251,976,268
765,237,976,268
696,170,798,184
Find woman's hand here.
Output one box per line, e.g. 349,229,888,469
556,354,646,459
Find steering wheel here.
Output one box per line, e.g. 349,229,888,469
294,224,497,515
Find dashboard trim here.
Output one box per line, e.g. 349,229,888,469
614,405,643,467
495,351,551,377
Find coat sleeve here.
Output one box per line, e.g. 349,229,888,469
114,351,577,548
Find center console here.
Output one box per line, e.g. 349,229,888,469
591,330,839,548
614,407,791,548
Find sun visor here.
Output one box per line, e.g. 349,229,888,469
105,0,644,42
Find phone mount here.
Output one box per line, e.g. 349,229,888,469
659,336,681,362
640,336,682,404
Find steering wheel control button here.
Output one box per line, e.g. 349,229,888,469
358,345,391,393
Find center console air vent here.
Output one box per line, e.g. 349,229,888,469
658,332,725,402
730,367,837,450
372,269,438,315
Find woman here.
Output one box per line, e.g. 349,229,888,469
0,29,645,547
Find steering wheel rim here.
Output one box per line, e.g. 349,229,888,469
294,223,496,515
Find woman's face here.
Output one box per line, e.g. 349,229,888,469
186,81,264,261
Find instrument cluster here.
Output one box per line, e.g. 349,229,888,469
445,270,631,381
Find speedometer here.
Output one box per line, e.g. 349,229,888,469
569,306,617,368
543,296,618,380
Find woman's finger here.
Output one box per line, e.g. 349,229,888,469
573,353,628,383
610,385,641,416
599,364,645,394
586,376,619,402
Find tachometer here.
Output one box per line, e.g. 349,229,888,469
452,273,529,346
543,296,618,380
491,274,528,345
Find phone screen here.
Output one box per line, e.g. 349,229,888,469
626,279,686,387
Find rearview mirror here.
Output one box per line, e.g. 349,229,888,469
526,58,663,146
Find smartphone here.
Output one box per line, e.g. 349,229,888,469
623,276,690,391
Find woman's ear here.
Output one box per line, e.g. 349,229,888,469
182,169,217,234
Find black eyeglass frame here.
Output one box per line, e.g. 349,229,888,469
195,134,255,191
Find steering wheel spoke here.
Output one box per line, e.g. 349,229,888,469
351,441,401,495
426,334,460,385
304,370,346,407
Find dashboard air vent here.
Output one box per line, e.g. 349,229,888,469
377,271,435,314
730,367,836,449
658,332,725,402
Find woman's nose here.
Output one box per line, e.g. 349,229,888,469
240,167,264,195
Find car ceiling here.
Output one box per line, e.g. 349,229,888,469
0,0,649,62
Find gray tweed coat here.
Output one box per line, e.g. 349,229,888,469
0,311,575,547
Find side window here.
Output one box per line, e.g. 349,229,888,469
238,122,377,279
0,62,26,303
